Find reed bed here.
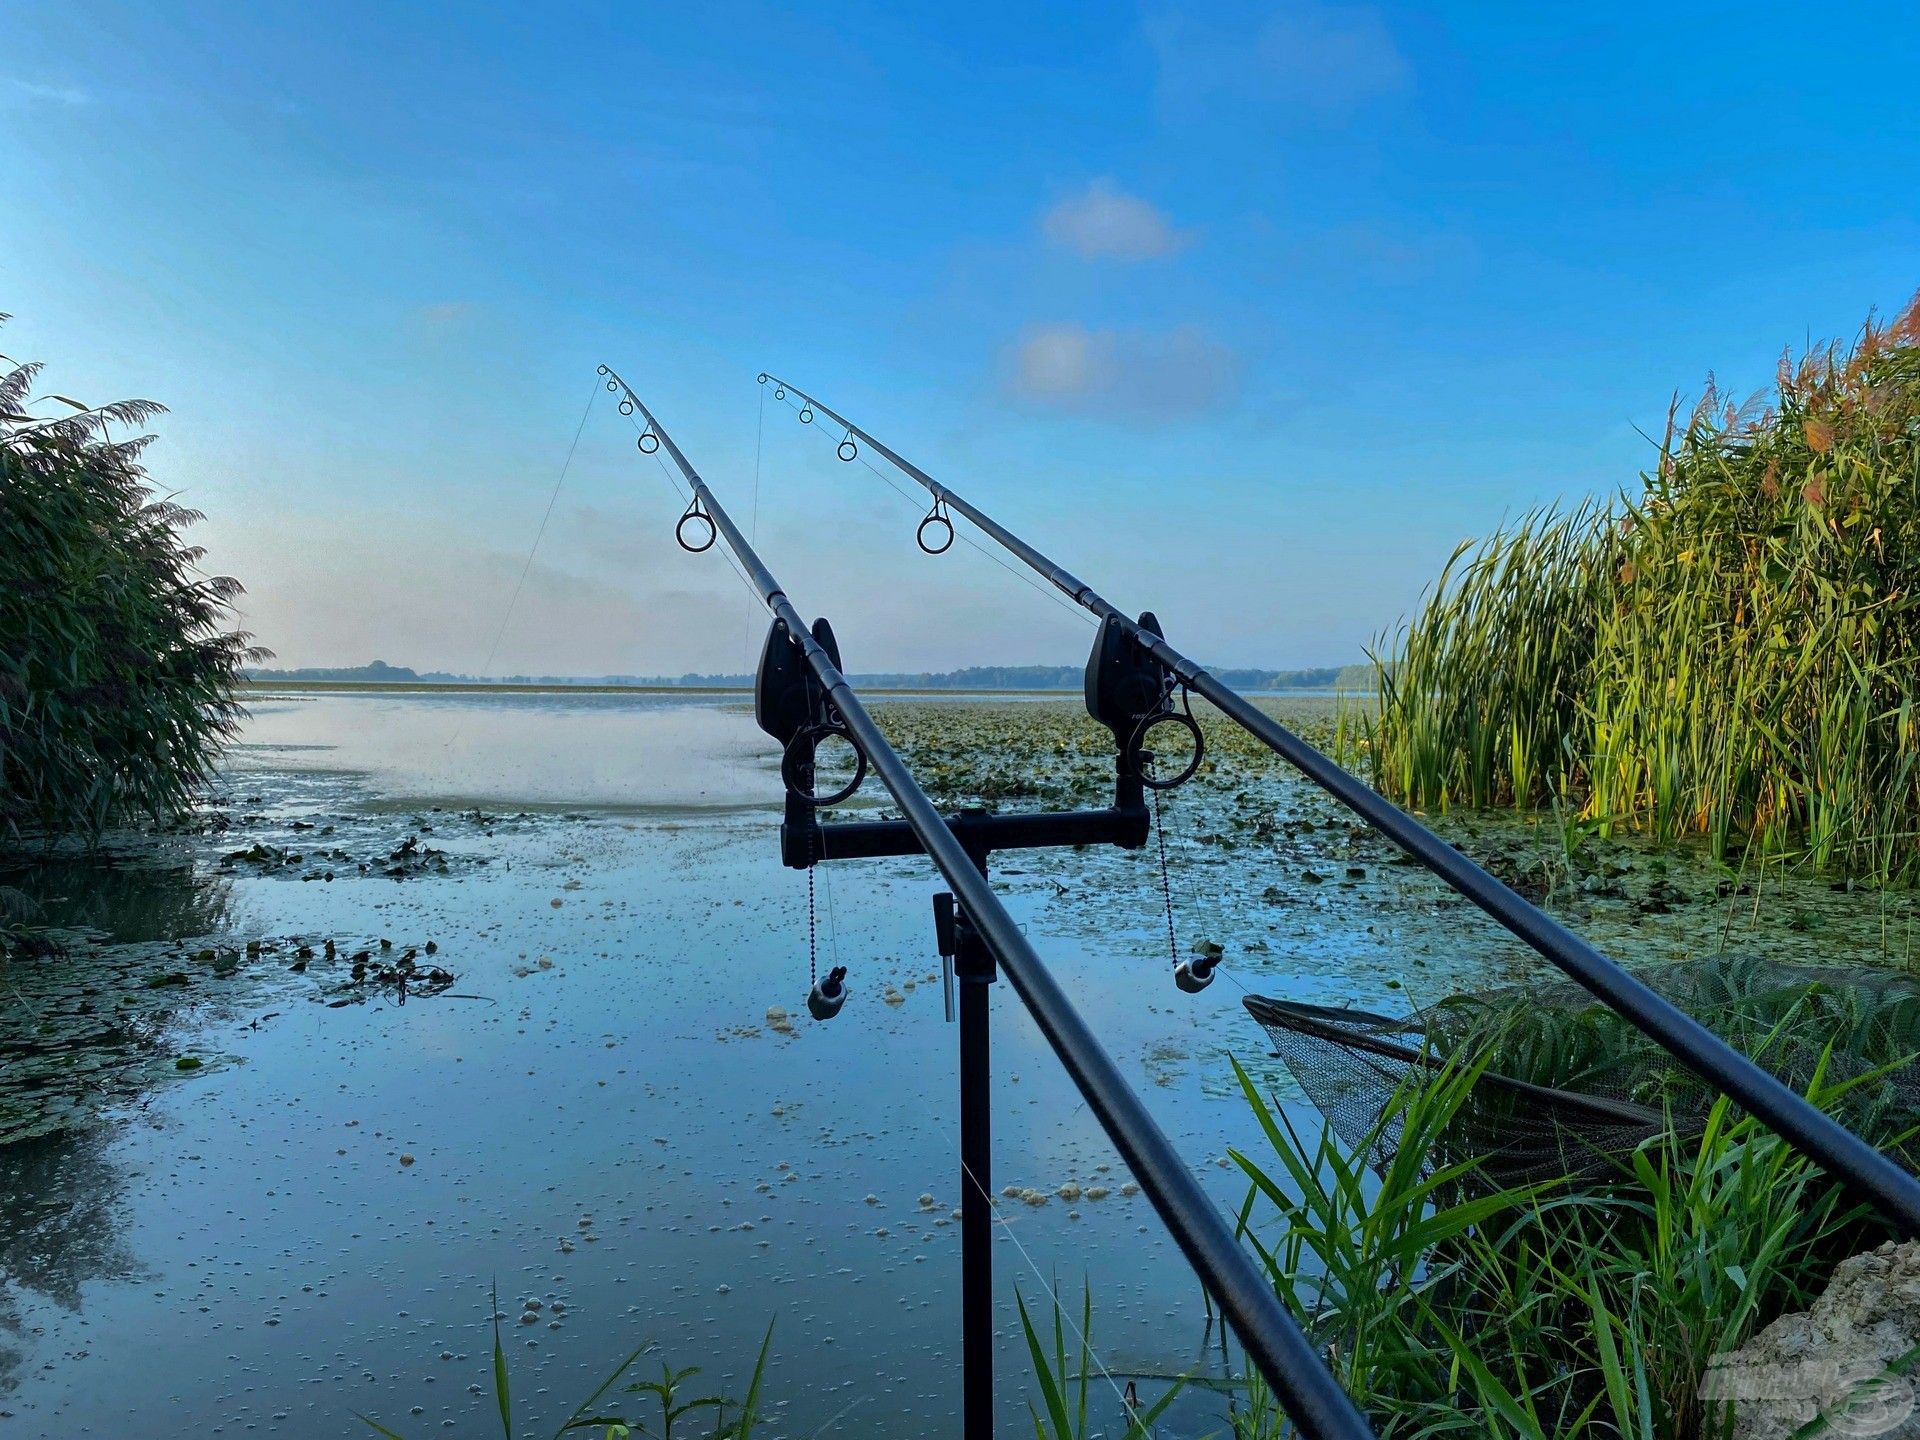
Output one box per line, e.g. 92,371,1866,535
1,319,263,841
1369,297,1920,880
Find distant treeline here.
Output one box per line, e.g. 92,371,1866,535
246,660,1378,691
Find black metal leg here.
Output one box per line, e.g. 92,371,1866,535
957,907,996,1440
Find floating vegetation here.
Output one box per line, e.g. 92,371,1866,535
0,922,458,1141
0,938,245,1144
872,704,1113,811
0,782,486,1143
318,940,457,1006
217,829,487,882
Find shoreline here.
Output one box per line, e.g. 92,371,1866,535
244,679,1075,697
242,679,1369,699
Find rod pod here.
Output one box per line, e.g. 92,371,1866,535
609,363,1380,1440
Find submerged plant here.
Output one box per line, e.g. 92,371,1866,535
0,318,264,842
1368,296,1920,881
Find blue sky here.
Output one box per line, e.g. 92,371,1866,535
3,1,1917,675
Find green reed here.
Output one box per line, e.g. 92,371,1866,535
1367,297,1920,881
1226,1027,1898,1438
1,317,265,842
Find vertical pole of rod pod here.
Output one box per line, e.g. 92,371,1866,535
953,851,996,1440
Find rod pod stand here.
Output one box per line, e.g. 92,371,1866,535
765,610,1178,1440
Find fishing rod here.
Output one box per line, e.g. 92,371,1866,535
758,370,1920,1237
597,364,1378,1440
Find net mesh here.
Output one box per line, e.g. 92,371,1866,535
1245,956,1920,1187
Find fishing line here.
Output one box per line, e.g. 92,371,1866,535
806,827,819,985
627,385,836,991
766,387,1098,633
818,844,842,974
929,1106,1148,1431
477,379,599,681
437,379,598,754
830,413,1096,630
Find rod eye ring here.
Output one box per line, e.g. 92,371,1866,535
619,399,634,416
775,386,787,400
676,508,716,553
757,373,769,384
917,512,955,555
638,431,661,454
799,406,814,424
1135,710,1205,790
837,439,858,462
782,725,868,807
597,365,610,376
606,379,618,392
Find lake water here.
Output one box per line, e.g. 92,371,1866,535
1,685,1757,1437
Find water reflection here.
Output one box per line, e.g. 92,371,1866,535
0,1126,144,1394
2,849,234,944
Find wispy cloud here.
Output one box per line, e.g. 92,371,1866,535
1003,323,1239,421
415,301,477,330
408,302,484,346
2,78,91,109
1146,2,1408,118
1042,180,1193,261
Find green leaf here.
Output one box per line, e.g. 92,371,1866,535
492,1279,513,1440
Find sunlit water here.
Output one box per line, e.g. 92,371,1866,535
6,685,1869,1437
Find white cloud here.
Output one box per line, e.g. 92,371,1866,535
1042,180,1191,261
2,78,91,108
1146,3,1408,117
1005,323,1239,420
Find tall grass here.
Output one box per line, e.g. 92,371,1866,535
1226,1030,1900,1438
1369,296,1920,880
0,317,263,842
